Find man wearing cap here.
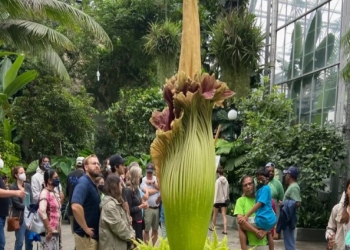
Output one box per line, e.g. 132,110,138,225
140,163,160,245
109,154,126,181
278,166,301,250
66,157,85,233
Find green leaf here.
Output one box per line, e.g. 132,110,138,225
3,70,38,97
4,54,24,90
0,57,12,90
27,160,39,173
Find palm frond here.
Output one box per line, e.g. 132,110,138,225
39,48,69,81
0,19,75,51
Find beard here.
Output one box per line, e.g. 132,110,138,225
88,169,100,178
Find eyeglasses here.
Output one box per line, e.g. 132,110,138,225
242,182,254,188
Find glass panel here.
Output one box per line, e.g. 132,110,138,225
328,0,341,65
299,78,312,123
275,28,286,84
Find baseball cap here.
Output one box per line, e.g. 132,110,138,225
283,166,298,178
109,154,126,167
146,163,155,173
76,157,84,167
265,162,275,168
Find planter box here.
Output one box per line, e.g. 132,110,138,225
295,228,327,242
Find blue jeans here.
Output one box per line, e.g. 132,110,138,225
24,229,33,250
14,222,33,250
282,225,295,250
15,221,26,250
0,216,6,250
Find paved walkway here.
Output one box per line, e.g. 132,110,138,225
4,220,326,250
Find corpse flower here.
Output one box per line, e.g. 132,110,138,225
149,0,234,249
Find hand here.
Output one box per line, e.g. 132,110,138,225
256,230,267,239
147,180,153,185
46,229,53,240
16,190,26,199
238,216,247,224
278,200,284,207
128,216,132,225
143,202,149,209
83,227,95,238
327,235,335,248
59,192,64,202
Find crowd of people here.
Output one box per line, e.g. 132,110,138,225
210,163,301,250
3,155,350,250
0,154,164,250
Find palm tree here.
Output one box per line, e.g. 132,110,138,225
0,0,112,80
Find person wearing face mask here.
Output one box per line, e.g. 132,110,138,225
10,166,32,250
95,177,105,200
66,157,85,234
38,169,61,250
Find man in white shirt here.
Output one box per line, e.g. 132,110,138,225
140,163,160,245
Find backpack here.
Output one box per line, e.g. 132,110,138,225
24,189,50,234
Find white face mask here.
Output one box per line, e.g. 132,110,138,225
0,159,4,169
107,165,111,171
18,173,26,182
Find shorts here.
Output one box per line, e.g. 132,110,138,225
214,203,227,208
144,207,159,231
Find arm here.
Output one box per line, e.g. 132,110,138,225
38,190,52,233
71,204,88,231
31,175,40,202
325,204,338,240
276,181,285,202
156,195,161,205
145,188,159,195
103,203,134,241
245,202,262,218
0,189,24,198
124,188,142,215
10,188,24,210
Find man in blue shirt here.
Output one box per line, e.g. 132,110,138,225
71,154,101,250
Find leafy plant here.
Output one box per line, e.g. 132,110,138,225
209,9,265,97
144,20,181,87
125,154,151,172
0,52,38,141
0,0,112,79
0,138,21,178
133,231,229,250
26,156,76,194
104,87,165,157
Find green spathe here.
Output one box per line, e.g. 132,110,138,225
150,72,234,250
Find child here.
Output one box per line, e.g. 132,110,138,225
239,167,277,250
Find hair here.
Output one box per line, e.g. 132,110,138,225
83,154,98,166
128,165,142,191
12,166,24,179
340,179,350,224
44,169,57,186
95,176,104,186
39,156,51,166
104,175,126,210
240,175,253,186
104,158,109,167
128,162,139,170
216,166,224,175
256,167,269,178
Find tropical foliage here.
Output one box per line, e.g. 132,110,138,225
11,75,97,161
209,8,265,97
144,20,181,87
0,0,112,79
215,86,346,228
103,87,165,158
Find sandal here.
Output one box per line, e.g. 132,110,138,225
208,227,214,231
222,231,227,235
